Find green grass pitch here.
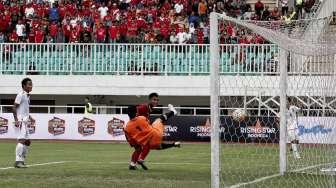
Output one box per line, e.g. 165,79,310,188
0,141,334,188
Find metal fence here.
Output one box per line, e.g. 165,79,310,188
0,43,333,76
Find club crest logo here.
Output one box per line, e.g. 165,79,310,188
48,117,66,135
78,117,95,136
107,117,125,136
0,117,8,134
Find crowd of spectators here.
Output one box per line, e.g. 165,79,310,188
0,0,316,44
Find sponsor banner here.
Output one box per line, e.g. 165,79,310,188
297,117,336,144
221,116,279,143
107,118,125,137
0,113,334,143
155,116,278,143
155,116,214,142
0,113,128,141
27,116,36,134
0,117,9,134
48,117,66,135
78,118,95,136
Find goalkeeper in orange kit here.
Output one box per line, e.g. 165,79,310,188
124,104,180,170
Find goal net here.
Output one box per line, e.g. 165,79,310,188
210,12,336,188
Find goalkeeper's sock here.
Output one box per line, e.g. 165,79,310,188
159,112,175,122
131,150,141,163
160,142,180,150
159,104,177,121
139,145,150,161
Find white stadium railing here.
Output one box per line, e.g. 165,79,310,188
0,43,333,75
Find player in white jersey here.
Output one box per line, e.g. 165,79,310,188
13,78,33,168
287,99,301,159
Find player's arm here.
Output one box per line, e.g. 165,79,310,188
13,93,22,126
12,103,21,127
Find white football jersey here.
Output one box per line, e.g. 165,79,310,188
287,105,300,129
14,90,30,121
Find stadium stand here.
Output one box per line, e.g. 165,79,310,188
0,0,317,44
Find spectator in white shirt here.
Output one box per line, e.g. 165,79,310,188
174,2,183,14
70,17,78,28
16,20,25,41
98,4,109,19
170,31,178,44
177,29,190,44
25,4,35,18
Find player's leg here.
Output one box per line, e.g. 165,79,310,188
129,145,142,170
291,140,301,159
137,104,178,169
14,139,27,168
15,121,30,168
288,129,301,159
158,104,177,122
159,141,181,149
137,144,150,170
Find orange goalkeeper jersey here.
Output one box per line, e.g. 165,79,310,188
124,116,164,149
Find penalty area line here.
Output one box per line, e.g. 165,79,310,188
0,161,68,170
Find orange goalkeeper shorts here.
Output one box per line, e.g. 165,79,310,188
148,119,164,149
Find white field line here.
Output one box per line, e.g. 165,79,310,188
73,161,210,166
0,161,68,170
0,160,209,170
230,161,336,188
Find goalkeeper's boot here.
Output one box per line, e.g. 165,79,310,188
137,160,149,170
129,165,137,170
168,104,177,115
174,142,181,148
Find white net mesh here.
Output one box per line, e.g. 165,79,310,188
213,14,336,187
220,15,336,56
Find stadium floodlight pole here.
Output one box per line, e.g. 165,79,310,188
210,11,220,188
279,48,288,175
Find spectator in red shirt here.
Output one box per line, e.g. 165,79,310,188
127,20,138,43
70,25,81,43
254,0,264,19
118,20,128,43
95,23,106,43
196,28,204,44
0,13,8,33
62,19,71,43
9,31,18,43
49,21,58,42
108,22,119,43
160,25,170,43
271,7,281,20
34,26,45,43
58,2,67,20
